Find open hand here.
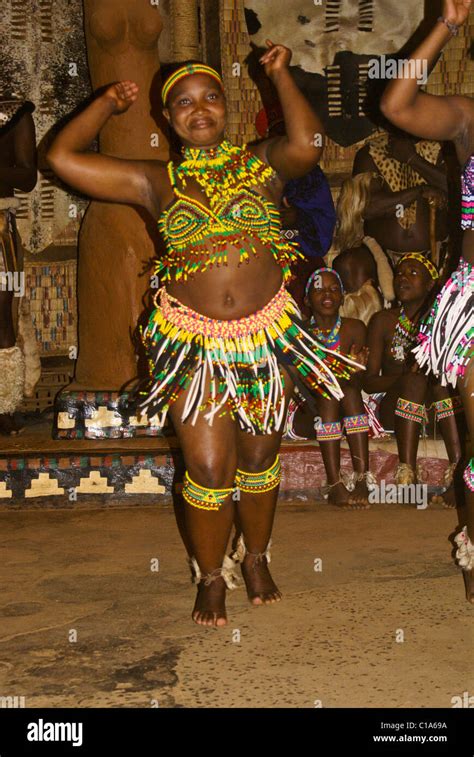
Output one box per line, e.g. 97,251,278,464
259,40,292,80
103,80,139,115
442,0,472,25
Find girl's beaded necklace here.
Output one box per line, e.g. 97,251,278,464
391,307,419,362
310,315,342,351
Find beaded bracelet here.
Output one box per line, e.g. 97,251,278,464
437,16,460,36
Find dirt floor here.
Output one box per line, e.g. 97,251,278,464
0,500,472,709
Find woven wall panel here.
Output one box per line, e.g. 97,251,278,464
426,17,474,98
26,259,77,356
219,0,262,145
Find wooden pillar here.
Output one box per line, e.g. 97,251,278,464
170,0,200,60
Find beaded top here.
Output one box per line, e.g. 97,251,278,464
155,139,302,282
461,154,474,230
309,315,342,351
391,307,419,362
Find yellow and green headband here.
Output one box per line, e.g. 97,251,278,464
161,63,224,106
398,253,440,281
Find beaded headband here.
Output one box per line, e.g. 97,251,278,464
161,63,224,106
397,253,439,281
305,267,345,296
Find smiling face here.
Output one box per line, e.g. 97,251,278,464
394,259,434,304
162,73,227,149
307,271,343,318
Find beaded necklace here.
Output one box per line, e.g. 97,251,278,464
176,139,275,203
391,307,418,362
310,315,342,351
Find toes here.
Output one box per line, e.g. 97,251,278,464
267,592,282,603
194,611,216,626
252,591,282,605
192,611,203,625
346,498,370,510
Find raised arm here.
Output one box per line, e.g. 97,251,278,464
46,81,166,217
256,40,324,181
380,1,473,146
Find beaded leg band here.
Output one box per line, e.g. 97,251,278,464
343,413,370,435
315,420,342,441
433,396,463,422
234,455,281,494
463,458,474,493
454,526,474,571
395,397,427,424
182,471,234,511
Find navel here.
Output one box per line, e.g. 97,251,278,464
223,293,235,308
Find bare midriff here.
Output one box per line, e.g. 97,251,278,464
365,202,448,252
165,240,284,320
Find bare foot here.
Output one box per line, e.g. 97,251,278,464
192,575,228,627
347,478,371,510
431,463,464,510
328,481,356,510
240,552,282,606
431,482,457,509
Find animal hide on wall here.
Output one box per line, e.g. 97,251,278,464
245,0,423,76
244,0,424,146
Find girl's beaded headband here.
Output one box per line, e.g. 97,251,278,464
161,64,224,106
397,253,440,281
305,267,345,296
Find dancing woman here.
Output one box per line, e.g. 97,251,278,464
46,43,360,626
381,0,474,600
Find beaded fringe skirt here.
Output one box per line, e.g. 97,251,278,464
136,284,361,434
413,257,474,387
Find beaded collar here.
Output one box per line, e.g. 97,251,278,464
175,139,276,204
310,315,342,350
391,307,419,362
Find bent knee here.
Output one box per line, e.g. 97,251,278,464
237,451,279,474
186,457,237,489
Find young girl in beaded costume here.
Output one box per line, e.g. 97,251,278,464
364,254,465,506
46,43,361,627
284,268,372,509
380,0,474,601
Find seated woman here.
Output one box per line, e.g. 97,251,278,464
327,172,395,325
364,253,464,506
285,267,372,509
